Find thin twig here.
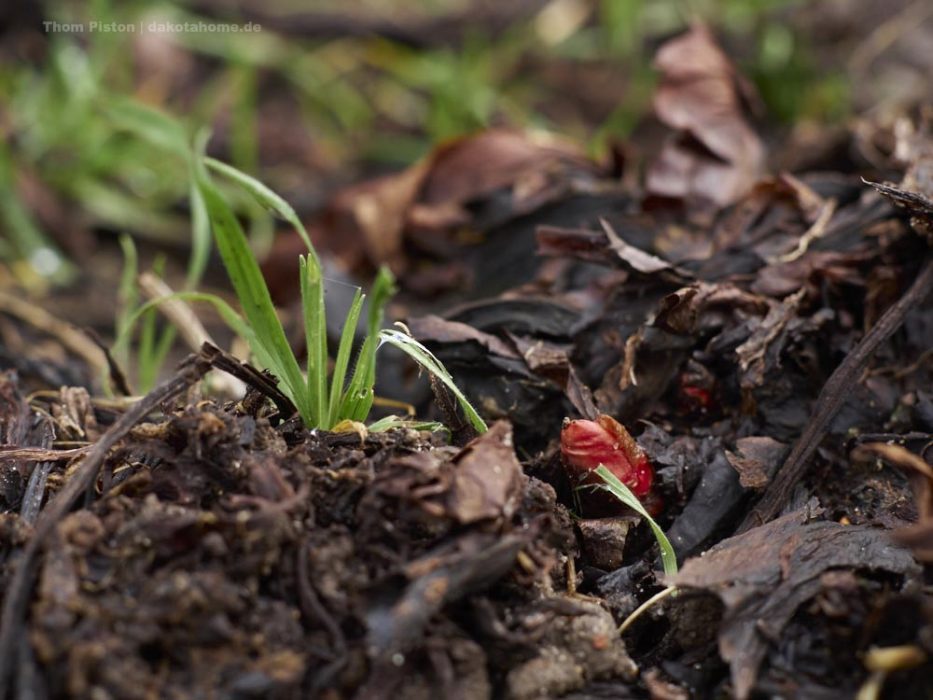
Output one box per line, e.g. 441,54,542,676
776,198,837,263
0,354,208,698
618,586,678,635
737,255,933,533
0,445,91,461
200,342,297,419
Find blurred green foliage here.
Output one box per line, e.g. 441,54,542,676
0,0,851,284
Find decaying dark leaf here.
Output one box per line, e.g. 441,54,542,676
725,437,788,489
673,504,920,699
536,220,691,282
447,421,524,525
646,24,765,212
314,128,599,272
665,447,745,560
736,289,806,390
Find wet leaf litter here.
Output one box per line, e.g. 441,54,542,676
3,25,933,700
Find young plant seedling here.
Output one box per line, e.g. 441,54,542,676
561,415,676,576
194,155,486,433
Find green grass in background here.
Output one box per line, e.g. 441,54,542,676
0,0,850,287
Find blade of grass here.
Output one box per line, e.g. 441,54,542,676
101,96,191,160
113,290,281,377
592,465,678,576
136,301,159,392
378,328,487,434
299,255,327,427
367,416,448,434
115,234,139,368
339,336,376,423
183,128,212,289
186,170,210,288
136,255,176,393
339,267,396,422
141,323,176,393
197,172,309,422
203,156,315,255
326,289,364,429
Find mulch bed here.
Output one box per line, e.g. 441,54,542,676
2,24,933,700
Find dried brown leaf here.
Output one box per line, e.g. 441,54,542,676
673,504,920,699
448,421,524,525
646,24,765,211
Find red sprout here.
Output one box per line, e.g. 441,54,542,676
560,415,654,499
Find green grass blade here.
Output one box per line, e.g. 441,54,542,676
135,255,175,393
364,270,397,390
113,290,288,389
184,128,212,291
142,325,176,393
339,334,377,423
367,416,447,434
378,328,487,434
339,267,397,422
327,289,364,428
203,156,315,255
593,465,678,576
299,255,327,427
366,267,397,336
197,172,309,422
136,301,159,392
186,171,210,288
102,96,190,160
115,234,139,368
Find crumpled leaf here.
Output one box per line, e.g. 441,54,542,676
673,504,920,699
725,436,788,489
405,314,518,359
749,248,871,297
507,333,597,419
447,421,524,525
316,128,598,271
736,289,806,390
654,282,769,335
646,24,765,212
536,220,691,281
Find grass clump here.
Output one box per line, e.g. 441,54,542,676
195,155,486,433
107,112,485,433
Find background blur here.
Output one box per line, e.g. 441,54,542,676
1,0,931,391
